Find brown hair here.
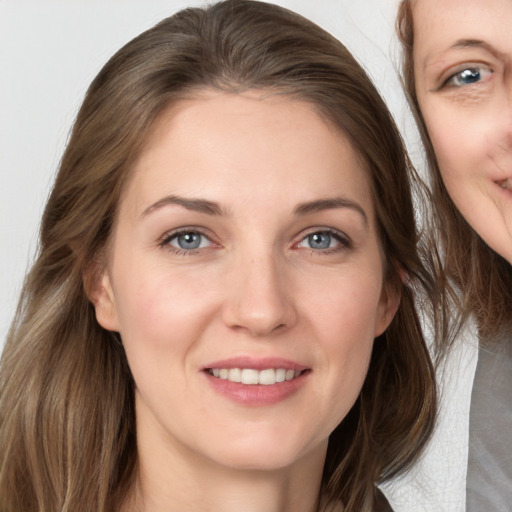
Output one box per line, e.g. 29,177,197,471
397,0,512,340
0,2,438,511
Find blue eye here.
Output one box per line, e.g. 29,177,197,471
174,232,202,249
297,230,348,251
444,66,493,88
307,232,333,249
163,230,212,252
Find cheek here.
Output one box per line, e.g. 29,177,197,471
423,103,495,182
425,111,465,169
319,266,384,335
112,266,220,362
113,271,223,419
429,122,490,217
316,290,379,344
309,271,383,380
318,320,375,439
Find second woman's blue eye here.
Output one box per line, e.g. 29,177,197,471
456,68,481,85
445,66,493,88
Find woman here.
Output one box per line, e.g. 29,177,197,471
397,0,512,510
0,1,440,510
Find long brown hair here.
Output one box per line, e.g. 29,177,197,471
397,0,512,340
0,2,438,510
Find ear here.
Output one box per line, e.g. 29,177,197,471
84,267,120,332
374,278,401,337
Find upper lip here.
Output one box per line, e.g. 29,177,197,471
202,357,309,372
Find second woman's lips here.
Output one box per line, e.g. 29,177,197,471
497,177,511,190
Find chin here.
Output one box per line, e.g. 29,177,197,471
203,432,324,473
212,447,297,471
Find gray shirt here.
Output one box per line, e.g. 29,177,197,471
466,329,512,512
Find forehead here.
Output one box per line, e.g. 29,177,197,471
412,0,512,62
136,90,367,178
123,90,374,216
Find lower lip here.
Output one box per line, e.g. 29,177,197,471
204,371,309,406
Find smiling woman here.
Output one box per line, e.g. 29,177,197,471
96,91,392,491
397,0,512,509
411,0,512,265
0,1,442,511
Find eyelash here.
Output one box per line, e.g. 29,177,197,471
159,228,216,256
294,228,352,255
159,227,352,256
441,64,494,89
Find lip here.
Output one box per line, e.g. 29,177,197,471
495,177,511,191
202,357,310,406
202,356,308,372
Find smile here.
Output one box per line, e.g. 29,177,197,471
203,359,310,405
497,178,511,191
207,368,303,385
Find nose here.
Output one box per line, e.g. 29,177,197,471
221,254,297,337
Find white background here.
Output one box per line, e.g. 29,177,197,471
0,0,420,347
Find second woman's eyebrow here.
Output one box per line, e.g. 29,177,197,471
426,39,501,70
140,195,225,218
449,38,507,61
450,39,486,51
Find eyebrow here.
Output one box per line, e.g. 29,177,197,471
140,194,368,225
450,38,487,51
425,39,502,71
450,39,507,61
294,197,368,225
141,195,225,218
440,38,503,61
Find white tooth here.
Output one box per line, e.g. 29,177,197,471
294,370,301,378
241,369,259,385
212,369,220,378
259,369,276,385
228,368,242,383
219,369,228,380
501,178,511,190
275,368,286,383
285,369,295,381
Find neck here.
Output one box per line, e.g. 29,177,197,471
123,419,327,512
131,464,324,512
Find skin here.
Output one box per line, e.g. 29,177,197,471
93,91,398,512
413,0,512,264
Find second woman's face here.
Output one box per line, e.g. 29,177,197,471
94,91,397,475
413,0,512,264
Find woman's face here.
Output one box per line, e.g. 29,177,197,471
94,91,398,474
413,0,512,264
